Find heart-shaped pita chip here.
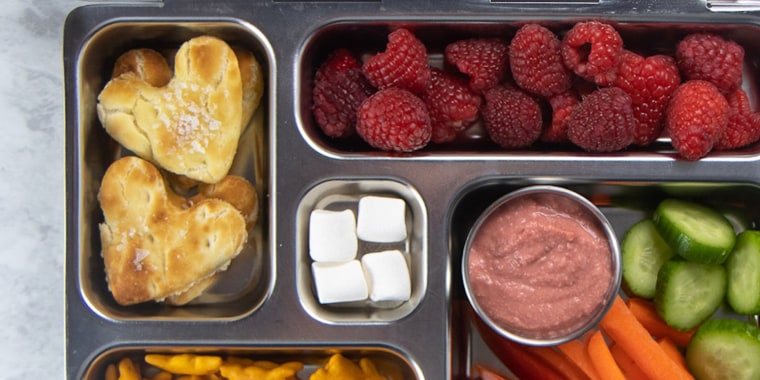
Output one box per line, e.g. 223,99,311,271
98,156,247,305
96,36,243,184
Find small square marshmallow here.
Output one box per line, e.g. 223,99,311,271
361,250,411,302
312,260,369,304
309,209,357,262
356,196,407,243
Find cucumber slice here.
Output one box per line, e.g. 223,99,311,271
653,198,736,265
726,230,760,315
654,260,726,331
686,318,760,380
621,219,675,299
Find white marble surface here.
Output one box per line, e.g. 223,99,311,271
0,0,81,378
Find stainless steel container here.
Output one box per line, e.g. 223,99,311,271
64,1,760,378
462,185,622,346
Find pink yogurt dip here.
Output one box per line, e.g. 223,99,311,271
467,191,613,340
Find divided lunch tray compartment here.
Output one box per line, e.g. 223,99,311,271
64,1,760,378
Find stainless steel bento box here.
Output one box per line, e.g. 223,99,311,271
64,1,760,378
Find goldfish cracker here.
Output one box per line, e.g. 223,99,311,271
151,371,173,380
248,360,279,370
145,354,222,376
358,358,386,380
272,362,304,374
117,358,141,380
175,375,221,380
105,364,118,380
219,356,264,371
223,356,258,367
218,360,303,380
309,354,385,380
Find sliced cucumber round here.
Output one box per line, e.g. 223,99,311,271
653,198,736,265
686,318,760,380
726,230,760,315
621,219,674,299
654,260,726,331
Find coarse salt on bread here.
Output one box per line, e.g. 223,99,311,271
98,156,247,305
96,36,243,184
110,44,264,134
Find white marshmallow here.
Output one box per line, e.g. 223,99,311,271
361,250,411,302
309,209,357,262
312,260,369,304
356,196,407,243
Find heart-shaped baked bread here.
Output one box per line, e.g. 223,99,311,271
97,36,243,184
98,156,247,305
166,174,259,306
109,44,264,135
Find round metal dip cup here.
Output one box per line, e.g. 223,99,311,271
462,185,622,346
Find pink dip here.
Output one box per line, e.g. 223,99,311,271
467,192,612,339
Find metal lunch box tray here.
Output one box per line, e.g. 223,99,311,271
63,0,760,378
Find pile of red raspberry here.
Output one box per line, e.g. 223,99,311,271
311,23,758,159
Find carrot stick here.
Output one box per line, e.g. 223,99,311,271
657,337,688,371
523,345,591,380
600,296,694,380
472,364,517,380
473,313,565,380
586,330,626,380
626,297,695,347
609,343,651,380
557,336,600,380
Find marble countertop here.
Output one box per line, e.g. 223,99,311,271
1,0,81,378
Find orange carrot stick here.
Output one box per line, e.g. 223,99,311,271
522,345,591,380
472,364,517,380
626,297,695,347
609,343,651,380
473,313,565,380
600,296,694,380
657,337,688,371
586,330,626,380
557,336,600,380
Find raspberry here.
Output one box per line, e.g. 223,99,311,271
676,33,744,95
510,24,572,98
312,48,375,138
421,68,482,144
715,89,760,150
362,28,431,94
665,80,730,160
541,91,579,143
568,87,635,152
614,50,681,146
481,85,542,149
445,38,510,93
590,66,620,86
561,21,623,85
356,87,431,152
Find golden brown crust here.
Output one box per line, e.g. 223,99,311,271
110,46,262,133
98,156,247,305
234,47,265,130
163,176,258,305
97,36,244,184
192,175,259,231
112,48,172,87
164,274,218,306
